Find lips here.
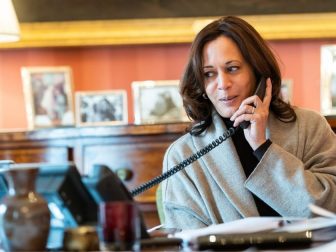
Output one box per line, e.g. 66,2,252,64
219,96,237,102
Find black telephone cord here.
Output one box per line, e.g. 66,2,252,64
130,127,239,197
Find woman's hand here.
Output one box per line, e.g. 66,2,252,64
230,79,272,150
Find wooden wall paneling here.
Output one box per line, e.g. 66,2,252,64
325,116,336,133
78,129,185,228
0,145,73,163
81,138,172,201
80,138,168,228
0,133,74,163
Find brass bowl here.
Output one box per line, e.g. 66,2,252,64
63,226,99,251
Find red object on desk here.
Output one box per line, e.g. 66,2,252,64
98,201,141,251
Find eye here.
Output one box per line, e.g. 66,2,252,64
203,71,216,78
227,66,239,73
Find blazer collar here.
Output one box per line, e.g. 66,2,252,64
192,111,259,217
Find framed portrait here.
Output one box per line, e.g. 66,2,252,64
280,79,293,103
75,90,128,126
321,45,336,115
21,66,75,129
132,80,189,124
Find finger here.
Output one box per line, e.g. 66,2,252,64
230,104,255,121
240,96,256,108
233,113,257,128
263,78,272,107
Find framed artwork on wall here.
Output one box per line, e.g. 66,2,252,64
280,79,293,103
132,80,189,124
21,66,75,129
75,90,128,126
321,45,336,115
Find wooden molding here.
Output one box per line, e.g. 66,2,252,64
1,12,336,48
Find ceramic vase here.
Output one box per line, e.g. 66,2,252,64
0,166,50,251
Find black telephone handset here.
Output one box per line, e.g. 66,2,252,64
239,77,267,129
130,77,267,196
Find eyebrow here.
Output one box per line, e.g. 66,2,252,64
202,66,213,69
202,60,240,69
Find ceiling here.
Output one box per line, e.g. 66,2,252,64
12,0,336,23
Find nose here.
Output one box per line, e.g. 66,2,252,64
217,71,231,90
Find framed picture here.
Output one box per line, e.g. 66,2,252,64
280,79,293,103
321,45,336,115
132,80,189,124
75,90,128,126
21,66,75,129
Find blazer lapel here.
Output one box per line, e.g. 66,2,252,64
193,112,259,217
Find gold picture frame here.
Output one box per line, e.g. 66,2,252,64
132,80,189,125
21,66,75,129
75,90,128,127
321,45,336,115
1,12,336,49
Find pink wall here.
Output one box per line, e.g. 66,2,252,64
269,39,332,110
0,39,335,130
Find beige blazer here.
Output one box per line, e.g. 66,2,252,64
162,107,336,230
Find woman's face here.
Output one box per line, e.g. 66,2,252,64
202,35,256,118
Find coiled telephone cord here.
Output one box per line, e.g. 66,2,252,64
130,127,239,197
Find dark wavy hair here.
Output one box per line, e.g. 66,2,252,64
180,16,296,135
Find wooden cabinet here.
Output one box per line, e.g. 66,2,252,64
0,123,189,228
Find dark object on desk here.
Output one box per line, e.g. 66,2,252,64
82,164,150,239
0,160,15,200
195,231,313,250
140,237,183,249
0,174,8,200
34,163,98,250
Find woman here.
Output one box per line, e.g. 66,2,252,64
161,16,336,230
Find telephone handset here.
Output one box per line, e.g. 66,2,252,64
239,77,267,129
130,77,267,197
